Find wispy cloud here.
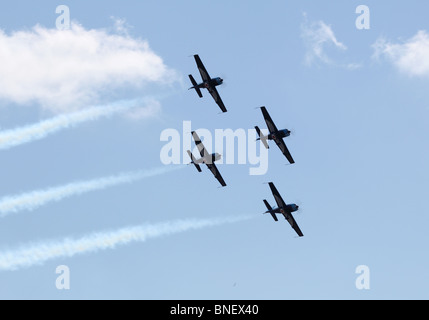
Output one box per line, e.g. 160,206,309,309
122,98,161,121
0,215,253,271
0,22,178,111
373,30,429,77
0,99,157,150
301,14,360,69
0,165,183,218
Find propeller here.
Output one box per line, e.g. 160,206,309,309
294,199,304,215
219,74,228,88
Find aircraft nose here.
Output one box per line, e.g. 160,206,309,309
296,205,299,210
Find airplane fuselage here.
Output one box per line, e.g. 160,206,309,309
275,203,299,214
269,129,291,141
284,203,299,213
198,77,223,89
194,152,222,165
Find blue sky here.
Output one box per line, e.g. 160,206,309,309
0,0,428,299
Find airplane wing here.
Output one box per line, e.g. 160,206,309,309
283,212,304,237
260,106,278,134
274,138,295,164
206,163,227,187
194,54,211,82
208,86,227,113
268,182,287,209
191,131,209,159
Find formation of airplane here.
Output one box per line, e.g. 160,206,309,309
189,54,227,113
187,54,304,237
255,106,295,164
187,131,226,187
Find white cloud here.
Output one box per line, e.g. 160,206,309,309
301,18,347,66
301,15,360,69
373,30,429,77
0,22,178,112
123,98,162,121
111,17,133,36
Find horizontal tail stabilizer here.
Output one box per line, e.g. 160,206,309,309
188,75,203,98
263,199,278,221
187,150,202,172
255,126,269,149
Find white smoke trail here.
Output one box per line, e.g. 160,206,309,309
0,215,254,271
0,165,183,217
0,99,144,150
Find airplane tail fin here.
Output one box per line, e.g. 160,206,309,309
188,75,203,98
263,200,278,221
255,126,269,149
187,150,202,172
